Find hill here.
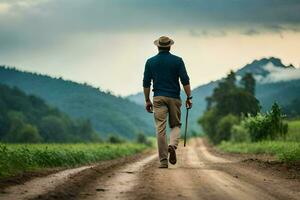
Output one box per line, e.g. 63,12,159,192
0,83,99,142
127,57,300,133
0,66,154,139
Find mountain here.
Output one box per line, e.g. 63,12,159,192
127,57,300,134
0,83,99,143
236,57,295,77
127,92,145,106
0,66,154,139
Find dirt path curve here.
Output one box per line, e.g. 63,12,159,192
1,138,299,200
127,139,300,200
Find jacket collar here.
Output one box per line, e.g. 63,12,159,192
158,51,170,55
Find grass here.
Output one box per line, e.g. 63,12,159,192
218,141,300,162
285,120,300,142
218,120,300,162
0,143,147,178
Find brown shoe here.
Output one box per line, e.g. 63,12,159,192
168,145,177,165
159,162,168,168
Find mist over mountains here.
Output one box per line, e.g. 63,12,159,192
128,57,300,134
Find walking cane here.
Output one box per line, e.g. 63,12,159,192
184,108,189,147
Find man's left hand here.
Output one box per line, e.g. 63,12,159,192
186,99,192,109
145,100,153,113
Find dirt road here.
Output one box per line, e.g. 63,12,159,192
1,138,299,200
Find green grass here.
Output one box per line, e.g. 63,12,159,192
218,141,300,162
217,120,300,162
0,143,147,178
286,120,300,141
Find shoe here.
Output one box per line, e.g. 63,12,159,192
159,163,168,168
168,145,177,165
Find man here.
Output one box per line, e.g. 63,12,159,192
143,36,192,168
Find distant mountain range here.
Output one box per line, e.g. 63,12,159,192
0,66,154,139
127,57,300,134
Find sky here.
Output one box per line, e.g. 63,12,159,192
0,0,300,96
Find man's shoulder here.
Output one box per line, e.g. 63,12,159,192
147,53,183,62
146,55,158,63
169,53,183,61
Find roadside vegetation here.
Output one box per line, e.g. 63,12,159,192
198,71,300,162
219,119,300,162
0,142,148,178
219,141,300,162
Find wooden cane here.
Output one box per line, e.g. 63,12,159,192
184,108,189,147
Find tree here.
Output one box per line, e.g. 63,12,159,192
216,88,260,116
108,134,124,143
241,73,255,95
16,124,42,143
198,108,220,144
241,103,288,142
136,132,151,146
215,114,239,144
226,70,236,87
4,111,42,143
199,71,260,144
0,83,100,143
283,98,300,118
268,102,288,139
73,119,101,142
39,116,69,142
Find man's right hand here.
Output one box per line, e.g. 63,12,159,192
145,100,153,113
186,99,192,109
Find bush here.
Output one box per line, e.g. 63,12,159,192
231,123,250,142
108,134,125,144
136,133,152,146
17,124,42,143
243,103,288,142
215,114,239,144
244,113,270,142
198,108,220,144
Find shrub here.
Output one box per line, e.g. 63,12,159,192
231,123,250,142
198,108,221,144
136,133,152,146
108,134,125,144
215,114,239,144
243,103,288,142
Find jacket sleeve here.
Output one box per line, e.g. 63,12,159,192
143,60,152,88
178,58,190,86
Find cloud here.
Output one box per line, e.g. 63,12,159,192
0,0,300,95
0,3,10,13
261,62,300,83
1,0,299,52
243,29,261,36
189,29,227,38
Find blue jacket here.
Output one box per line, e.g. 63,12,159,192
143,51,190,99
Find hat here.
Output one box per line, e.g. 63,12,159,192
154,36,174,47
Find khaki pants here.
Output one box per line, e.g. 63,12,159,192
153,96,182,163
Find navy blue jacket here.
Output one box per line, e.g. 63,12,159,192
143,51,190,99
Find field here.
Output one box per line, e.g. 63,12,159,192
218,141,300,161
285,120,300,141
218,120,300,162
0,143,147,178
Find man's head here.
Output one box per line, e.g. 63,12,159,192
154,36,174,52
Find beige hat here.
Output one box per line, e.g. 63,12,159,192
154,36,174,47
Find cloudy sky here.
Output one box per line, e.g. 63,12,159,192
0,0,300,96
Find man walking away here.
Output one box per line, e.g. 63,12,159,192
143,36,192,168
